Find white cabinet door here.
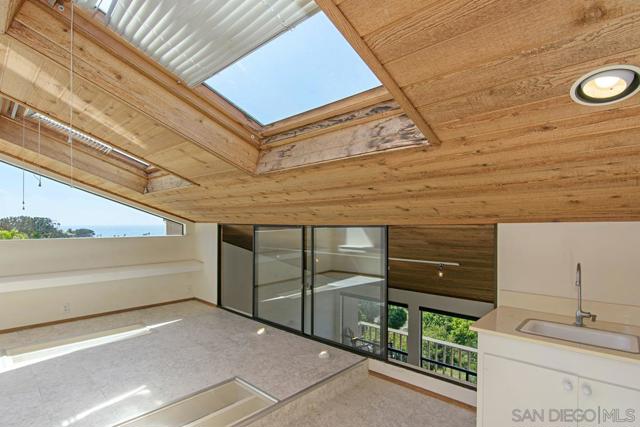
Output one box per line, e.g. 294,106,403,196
482,354,578,427
578,378,640,427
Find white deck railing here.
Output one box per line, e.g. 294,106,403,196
358,321,477,385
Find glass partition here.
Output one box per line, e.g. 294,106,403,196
312,227,386,356
254,226,304,331
220,225,254,316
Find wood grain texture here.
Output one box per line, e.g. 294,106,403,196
0,0,639,225
258,114,427,173
261,86,392,138
0,0,21,32
0,114,147,193
315,0,440,146
388,226,496,303
263,99,400,145
221,224,253,251
146,173,193,194
12,1,259,172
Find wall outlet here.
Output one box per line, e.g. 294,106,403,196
63,302,71,314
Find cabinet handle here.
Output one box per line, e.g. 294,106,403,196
562,379,573,392
581,383,592,396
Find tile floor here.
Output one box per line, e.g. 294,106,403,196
0,301,362,427
0,300,476,427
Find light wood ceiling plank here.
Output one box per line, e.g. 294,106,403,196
0,0,21,32
366,0,535,65
0,115,147,192
404,9,640,111
385,0,638,89
315,0,441,146
257,114,426,173
336,0,438,37
12,1,259,172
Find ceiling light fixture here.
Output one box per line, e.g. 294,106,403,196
571,65,640,106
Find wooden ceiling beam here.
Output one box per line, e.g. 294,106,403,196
146,173,193,194
260,86,393,138
0,114,147,193
263,99,402,146
257,114,427,173
315,0,441,146
11,0,260,173
0,0,22,32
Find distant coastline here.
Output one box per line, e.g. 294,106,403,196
65,224,166,238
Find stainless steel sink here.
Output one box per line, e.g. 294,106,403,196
517,319,640,354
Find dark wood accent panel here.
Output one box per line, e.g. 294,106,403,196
388,225,496,303
221,225,253,252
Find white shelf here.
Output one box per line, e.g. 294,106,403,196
0,260,203,293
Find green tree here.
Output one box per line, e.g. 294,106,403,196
0,216,94,239
0,228,27,240
67,228,96,238
422,311,477,348
0,216,66,238
358,300,380,323
388,305,407,329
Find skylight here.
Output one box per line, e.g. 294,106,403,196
26,110,150,168
204,12,381,125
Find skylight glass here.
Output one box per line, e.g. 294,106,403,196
204,12,381,125
96,0,113,14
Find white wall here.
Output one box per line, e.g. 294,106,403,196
498,222,640,326
193,223,218,304
0,223,219,330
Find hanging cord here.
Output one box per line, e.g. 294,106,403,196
21,113,26,210
68,1,75,188
34,120,42,186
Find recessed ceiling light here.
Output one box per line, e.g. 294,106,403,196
571,65,640,106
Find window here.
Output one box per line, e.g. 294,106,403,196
387,302,409,362
420,308,478,385
205,12,381,125
95,0,113,13
313,226,386,356
0,161,183,239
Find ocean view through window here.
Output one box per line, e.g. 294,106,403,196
0,161,183,239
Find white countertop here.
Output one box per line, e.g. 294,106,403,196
471,306,640,364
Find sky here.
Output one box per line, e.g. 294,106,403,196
0,161,163,227
205,11,381,124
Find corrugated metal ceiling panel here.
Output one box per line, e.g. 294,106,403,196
75,0,319,87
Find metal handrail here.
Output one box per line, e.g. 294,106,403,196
421,335,477,353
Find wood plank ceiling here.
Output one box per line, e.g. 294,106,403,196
0,0,639,225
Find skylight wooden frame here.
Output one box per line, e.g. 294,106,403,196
1,0,433,192
38,0,432,149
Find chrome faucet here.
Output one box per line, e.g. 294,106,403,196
575,263,597,326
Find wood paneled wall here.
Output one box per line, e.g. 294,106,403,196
388,225,496,303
